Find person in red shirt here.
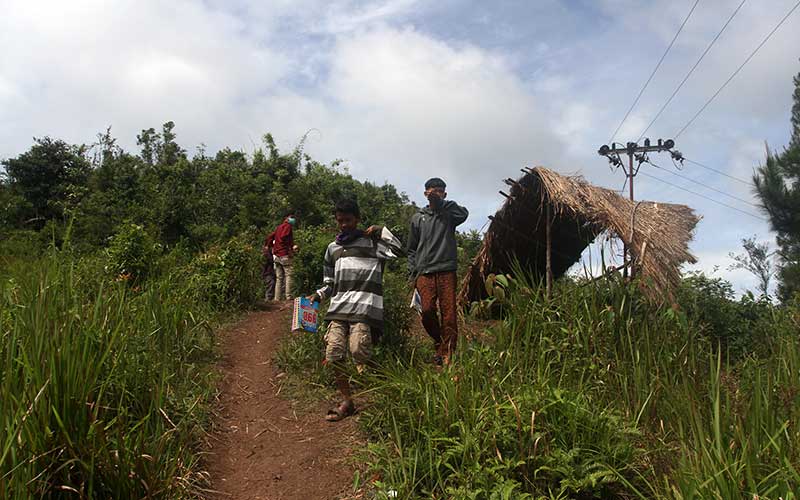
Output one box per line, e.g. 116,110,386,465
266,210,297,301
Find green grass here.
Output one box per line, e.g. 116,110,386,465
279,271,800,499
0,253,218,498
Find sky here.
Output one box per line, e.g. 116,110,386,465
1,0,799,295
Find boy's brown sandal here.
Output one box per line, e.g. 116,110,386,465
325,400,355,422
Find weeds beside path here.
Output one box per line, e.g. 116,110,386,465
203,304,359,500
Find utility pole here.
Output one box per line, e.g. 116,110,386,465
597,138,677,279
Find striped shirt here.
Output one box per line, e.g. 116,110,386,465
315,227,401,328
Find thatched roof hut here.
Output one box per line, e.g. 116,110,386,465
458,166,700,304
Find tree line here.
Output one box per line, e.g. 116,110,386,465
0,123,415,255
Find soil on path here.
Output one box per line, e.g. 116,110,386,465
203,304,360,500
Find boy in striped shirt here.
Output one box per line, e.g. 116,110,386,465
307,199,401,422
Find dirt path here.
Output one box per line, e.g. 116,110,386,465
203,304,360,500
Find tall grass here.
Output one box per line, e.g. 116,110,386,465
344,273,800,499
0,253,216,498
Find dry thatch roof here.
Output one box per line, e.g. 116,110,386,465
458,166,700,304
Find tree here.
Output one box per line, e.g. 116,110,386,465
136,121,185,167
75,152,146,247
728,236,775,297
136,127,160,166
158,121,185,166
2,137,91,228
753,66,800,301
91,126,122,167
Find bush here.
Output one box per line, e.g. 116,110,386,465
0,229,48,260
105,221,159,284
375,267,413,357
291,225,337,296
677,271,794,357
179,230,263,309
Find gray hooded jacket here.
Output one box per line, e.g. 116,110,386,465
407,200,469,277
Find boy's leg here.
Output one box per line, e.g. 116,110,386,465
349,322,373,372
264,274,276,301
274,259,285,301
436,271,459,363
324,321,355,420
416,274,442,350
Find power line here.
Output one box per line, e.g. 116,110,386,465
608,0,700,144
675,0,800,138
683,157,752,185
638,170,766,221
646,159,759,208
637,0,747,142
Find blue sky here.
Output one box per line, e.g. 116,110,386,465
2,0,799,294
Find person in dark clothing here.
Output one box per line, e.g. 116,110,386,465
267,210,297,301
261,236,276,302
407,177,469,365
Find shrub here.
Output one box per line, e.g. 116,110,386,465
0,229,48,260
179,231,263,309
291,225,337,296
105,221,159,283
677,271,794,357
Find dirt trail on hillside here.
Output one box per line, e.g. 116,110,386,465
203,304,359,500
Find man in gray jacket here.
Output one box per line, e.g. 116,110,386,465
407,177,469,365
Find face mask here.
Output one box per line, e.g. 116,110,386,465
287,217,296,226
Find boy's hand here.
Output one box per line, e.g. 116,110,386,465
425,187,445,201
306,293,319,303
364,225,382,238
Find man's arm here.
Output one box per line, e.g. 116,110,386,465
263,231,276,256
406,216,420,278
444,200,469,227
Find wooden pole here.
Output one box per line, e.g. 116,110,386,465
546,203,552,299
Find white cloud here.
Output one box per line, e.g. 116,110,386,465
243,26,567,214
0,0,288,153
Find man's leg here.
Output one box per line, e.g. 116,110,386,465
324,321,354,420
283,259,293,299
273,259,285,301
416,274,442,352
437,271,459,363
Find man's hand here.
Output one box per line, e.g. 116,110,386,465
425,187,446,208
364,225,382,238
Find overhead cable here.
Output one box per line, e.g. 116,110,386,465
674,0,800,138
638,170,766,221
646,160,759,207
608,0,700,144
637,0,747,141
683,157,752,185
